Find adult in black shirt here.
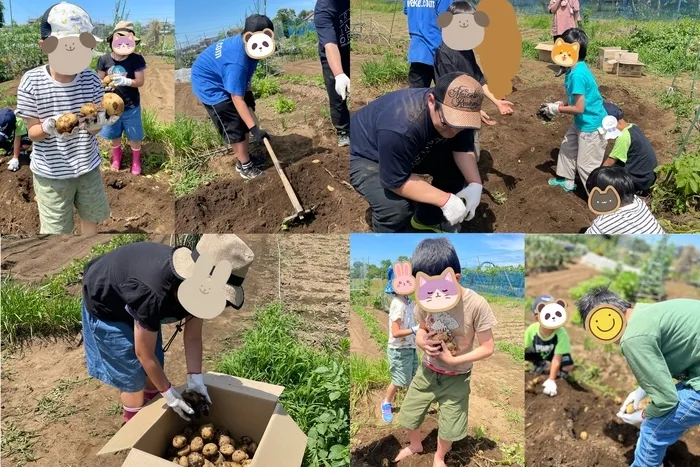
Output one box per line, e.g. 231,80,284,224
81,235,254,423
350,72,486,233
315,0,351,147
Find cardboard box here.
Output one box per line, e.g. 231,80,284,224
606,59,620,74
99,372,308,467
535,42,554,63
599,47,625,71
617,61,645,77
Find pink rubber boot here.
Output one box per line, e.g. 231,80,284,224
131,148,142,175
123,405,142,423
144,388,159,403
111,145,122,171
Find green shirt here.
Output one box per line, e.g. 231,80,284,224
524,322,572,360
620,299,700,418
15,117,27,137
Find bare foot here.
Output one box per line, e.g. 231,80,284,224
433,458,447,467
394,444,423,462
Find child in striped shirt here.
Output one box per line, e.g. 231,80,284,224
16,2,114,235
585,166,664,234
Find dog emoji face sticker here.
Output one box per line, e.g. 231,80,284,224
437,9,490,51
41,33,96,75
536,299,569,330
588,186,621,215
416,267,461,313
178,252,232,320
552,38,580,67
392,262,416,295
585,304,627,344
243,28,275,60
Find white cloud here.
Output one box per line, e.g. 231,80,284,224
482,235,525,252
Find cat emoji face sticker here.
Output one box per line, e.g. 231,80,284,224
585,304,627,343
437,9,490,51
536,299,569,330
416,267,461,313
243,28,275,60
552,38,580,67
392,262,416,295
589,186,621,215
177,252,232,320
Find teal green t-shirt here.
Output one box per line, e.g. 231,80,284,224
565,62,607,132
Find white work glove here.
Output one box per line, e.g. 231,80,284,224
161,385,195,421
186,373,212,404
334,73,350,101
617,409,644,426
411,325,419,335
440,193,468,226
113,75,133,87
42,114,79,141
86,110,119,132
456,183,483,221
543,102,562,118
7,158,19,171
620,386,646,413
543,378,558,397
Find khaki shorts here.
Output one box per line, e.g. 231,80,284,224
556,124,607,189
33,167,111,234
397,364,471,442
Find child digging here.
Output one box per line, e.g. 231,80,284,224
524,295,575,397
16,2,114,235
97,21,146,175
1,108,32,172
541,28,607,194
381,265,419,423
394,238,497,466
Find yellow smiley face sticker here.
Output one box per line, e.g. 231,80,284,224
585,304,627,343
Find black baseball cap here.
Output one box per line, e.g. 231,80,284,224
604,102,624,120
243,14,274,33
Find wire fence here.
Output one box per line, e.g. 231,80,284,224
461,269,525,298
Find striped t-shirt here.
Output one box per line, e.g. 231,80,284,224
16,66,103,179
586,196,665,234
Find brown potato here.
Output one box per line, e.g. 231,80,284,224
207,452,224,465
190,436,204,452
202,443,218,457
241,460,252,466
625,398,650,414
217,435,233,447
200,423,215,441
222,463,242,467
203,461,215,467
433,332,452,342
172,458,180,464
231,450,249,462
220,443,235,456
80,102,99,119
173,434,188,449
179,456,190,466
102,93,125,117
55,113,79,134
188,452,205,467
177,445,192,457
102,75,113,85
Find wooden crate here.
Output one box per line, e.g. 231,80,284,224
599,47,623,69
535,43,554,63
617,61,645,77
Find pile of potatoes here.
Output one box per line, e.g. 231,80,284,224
625,397,650,414
102,75,116,91
433,331,459,356
54,94,125,135
166,423,257,467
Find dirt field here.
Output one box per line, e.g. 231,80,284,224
525,262,700,465
350,298,525,466
0,56,175,234
173,59,366,233
0,234,349,467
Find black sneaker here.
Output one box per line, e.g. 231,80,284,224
235,156,266,172
238,164,264,180
337,133,350,147
555,67,566,77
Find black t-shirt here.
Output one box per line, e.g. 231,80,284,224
82,242,189,332
614,124,658,193
350,87,475,189
314,0,350,73
434,43,487,86
96,53,147,109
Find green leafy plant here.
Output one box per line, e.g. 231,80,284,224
251,71,282,98
652,151,700,215
275,95,296,114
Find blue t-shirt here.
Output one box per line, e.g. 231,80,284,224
565,62,607,132
191,35,258,106
350,88,474,189
314,0,350,71
405,0,451,66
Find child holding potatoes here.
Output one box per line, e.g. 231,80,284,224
394,238,497,467
381,264,419,424
15,2,115,235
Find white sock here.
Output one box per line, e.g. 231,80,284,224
564,179,575,189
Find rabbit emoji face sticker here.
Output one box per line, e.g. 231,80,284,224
536,299,569,330
392,262,416,295
588,186,621,215
437,9,489,52
585,304,627,344
416,267,461,313
177,252,232,320
552,38,580,67
243,28,275,60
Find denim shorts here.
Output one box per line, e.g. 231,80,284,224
82,302,164,392
100,105,144,142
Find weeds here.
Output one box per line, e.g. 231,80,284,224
216,303,349,467
352,306,387,352
350,355,390,408
252,72,282,98
0,421,39,466
275,95,297,114
106,402,123,416
472,425,488,439
496,341,524,363
498,443,525,466
360,52,409,87
36,378,83,420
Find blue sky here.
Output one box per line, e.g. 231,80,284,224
350,234,525,269
10,1,174,24
174,0,316,43
647,234,700,250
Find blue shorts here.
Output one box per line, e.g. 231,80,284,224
82,302,164,393
99,105,144,142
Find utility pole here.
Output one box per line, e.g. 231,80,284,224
9,0,14,27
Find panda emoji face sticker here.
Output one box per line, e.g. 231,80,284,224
243,28,275,60
536,299,569,330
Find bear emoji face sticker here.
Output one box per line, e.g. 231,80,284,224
416,267,461,313
552,38,580,67
588,186,621,215
536,299,569,330
392,262,416,295
437,9,489,51
585,304,627,344
243,28,275,60
178,252,232,320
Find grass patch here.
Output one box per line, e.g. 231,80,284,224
498,442,525,466
275,95,297,114
472,425,488,440
1,234,146,345
106,401,123,416
251,73,282,98
482,294,525,307
280,73,326,88
216,302,349,467
352,0,402,13
570,361,617,398
518,14,552,30
360,52,409,87
352,305,387,352
521,40,539,60
0,421,39,466
36,378,83,420
496,341,524,363
350,354,390,408
504,410,522,425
